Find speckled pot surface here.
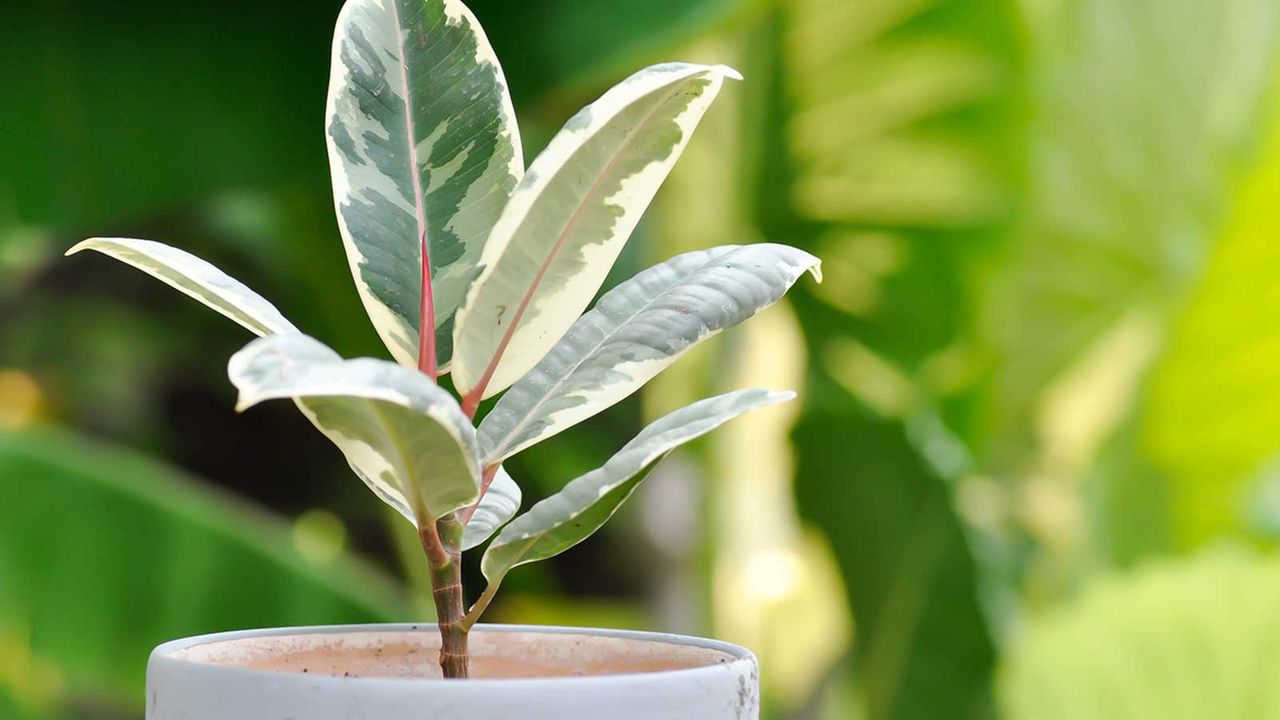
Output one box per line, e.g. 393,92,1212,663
147,623,760,719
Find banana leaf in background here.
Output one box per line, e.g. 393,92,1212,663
0,428,407,720
761,0,1280,713
738,0,1026,716
981,0,1280,594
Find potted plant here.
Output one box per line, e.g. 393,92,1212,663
69,0,819,717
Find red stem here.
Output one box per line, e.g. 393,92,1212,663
419,518,468,679
416,516,449,568
461,392,480,419
385,0,436,382
458,464,500,525
418,229,437,380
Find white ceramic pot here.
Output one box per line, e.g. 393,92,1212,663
147,623,760,719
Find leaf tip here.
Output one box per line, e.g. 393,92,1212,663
65,239,96,257
712,64,744,82
807,259,823,284
767,390,798,406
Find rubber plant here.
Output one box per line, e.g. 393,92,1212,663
67,0,820,679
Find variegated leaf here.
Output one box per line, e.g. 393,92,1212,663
481,388,791,584
460,465,520,551
65,238,298,337
229,333,480,524
478,243,820,464
327,0,523,371
452,62,742,401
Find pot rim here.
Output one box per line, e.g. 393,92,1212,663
149,623,756,686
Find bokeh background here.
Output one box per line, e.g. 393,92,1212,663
4,0,1280,718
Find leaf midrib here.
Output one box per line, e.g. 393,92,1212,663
484,250,726,463
468,75,703,400
387,0,435,371
362,400,424,517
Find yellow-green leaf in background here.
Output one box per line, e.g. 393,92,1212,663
1001,548,1280,720
1142,112,1280,546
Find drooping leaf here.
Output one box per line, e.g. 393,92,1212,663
451,62,741,400
1001,548,1280,720
327,0,523,370
478,243,820,464
0,428,405,717
229,333,480,523
461,465,521,550
65,237,298,337
481,388,792,584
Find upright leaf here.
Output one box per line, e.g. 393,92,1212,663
229,333,480,523
327,0,523,370
65,237,298,337
481,388,791,585
452,62,741,400
460,465,521,550
479,243,819,464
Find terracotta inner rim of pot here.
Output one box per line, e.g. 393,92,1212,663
171,629,741,679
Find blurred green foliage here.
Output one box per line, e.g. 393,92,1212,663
4,0,1280,718
1001,548,1280,719
0,429,404,719
759,0,1026,715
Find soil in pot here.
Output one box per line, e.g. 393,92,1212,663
173,627,740,680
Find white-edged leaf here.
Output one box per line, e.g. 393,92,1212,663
478,243,820,464
229,333,480,523
65,237,298,337
327,0,523,371
461,465,521,551
452,62,742,400
481,388,792,583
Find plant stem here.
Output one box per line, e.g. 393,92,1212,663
419,516,469,678
461,391,480,419
458,464,500,525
